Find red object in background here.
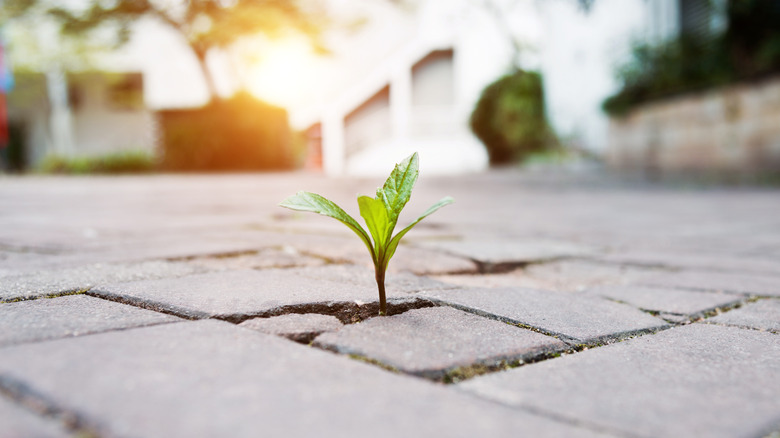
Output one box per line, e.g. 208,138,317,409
0,93,7,148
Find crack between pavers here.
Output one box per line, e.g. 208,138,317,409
0,373,105,438
0,288,91,304
458,390,648,438
214,297,438,325
85,290,205,320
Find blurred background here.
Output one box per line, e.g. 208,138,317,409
0,0,778,182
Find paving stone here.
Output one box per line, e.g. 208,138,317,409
91,268,442,320
284,234,478,274
706,299,780,333
637,270,780,297
583,285,743,316
419,287,668,344
314,307,567,378
240,314,342,342
0,295,179,348
182,246,327,271
416,238,598,268
292,264,456,295
0,396,71,438
596,250,780,276
460,324,780,438
0,320,611,438
0,261,204,302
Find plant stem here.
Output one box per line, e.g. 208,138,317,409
375,267,387,316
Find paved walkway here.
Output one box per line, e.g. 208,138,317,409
1,170,779,438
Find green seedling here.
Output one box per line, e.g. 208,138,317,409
279,152,453,316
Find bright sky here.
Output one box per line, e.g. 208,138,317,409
243,38,320,108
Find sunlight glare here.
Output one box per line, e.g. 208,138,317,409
245,38,318,108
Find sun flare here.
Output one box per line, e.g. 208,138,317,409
243,38,318,107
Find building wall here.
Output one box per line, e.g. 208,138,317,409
607,76,780,176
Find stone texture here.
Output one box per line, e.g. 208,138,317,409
182,246,327,271
91,267,444,320
637,270,780,297
584,285,743,316
420,287,668,344
240,313,343,342
292,264,456,295
0,396,71,438
706,299,780,333
416,238,598,269
0,295,179,347
314,307,567,378
0,261,203,302
461,324,780,438
0,320,610,438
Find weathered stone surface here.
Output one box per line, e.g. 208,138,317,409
314,307,566,377
595,250,780,276
706,299,780,333
0,261,203,302
0,320,610,438
416,238,598,268
292,264,456,295
91,268,440,320
584,285,743,316
0,396,71,438
0,295,179,348
461,324,780,438
183,246,326,271
284,235,478,274
637,270,780,297
240,313,342,342
420,287,668,344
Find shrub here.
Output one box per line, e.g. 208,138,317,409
39,150,156,174
603,0,780,116
159,92,295,171
470,71,556,165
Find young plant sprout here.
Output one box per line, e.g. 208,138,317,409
279,152,453,316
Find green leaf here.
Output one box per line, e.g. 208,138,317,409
383,196,454,270
358,195,391,253
279,191,375,259
377,153,419,227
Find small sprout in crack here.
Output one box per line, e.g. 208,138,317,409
279,152,453,316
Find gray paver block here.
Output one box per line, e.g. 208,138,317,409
314,307,566,377
637,270,780,297
584,285,743,316
416,238,598,267
706,299,780,333
460,324,780,438
240,313,342,342
0,295,179,348
0,320,611,438
0,261,203,302
0,396,71,438
292,264,456,295
183,246,326,271
91,267,443,320
420,287,668,344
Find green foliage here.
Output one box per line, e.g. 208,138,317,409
603,0,780,116
38,150,156,174
279,153,454,316
470,71,556,165
159,92,295,171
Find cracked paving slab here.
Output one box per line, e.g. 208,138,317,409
0,395,72,438
583,285,743,317
419,287,669,344
705,299,780,333
460,324,780,438
0,295,180,348
0,260,204,302
314,306,567,378
414,238,600,270
240,314,343,343
0,320,613,438
91,267,450,320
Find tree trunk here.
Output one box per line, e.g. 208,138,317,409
193,48,219,103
